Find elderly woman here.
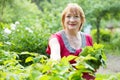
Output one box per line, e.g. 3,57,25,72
46,3,94,80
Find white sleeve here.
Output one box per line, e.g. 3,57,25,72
49,38,61,61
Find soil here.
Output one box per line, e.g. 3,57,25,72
96,54,120,74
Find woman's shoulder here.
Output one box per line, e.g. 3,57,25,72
51,30,64,37
49,30,64,41
80,31,92,38
56,30,64,35
80,32,93,46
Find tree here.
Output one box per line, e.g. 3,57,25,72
84,0,120,43
98,1,120,43
0,0,13,22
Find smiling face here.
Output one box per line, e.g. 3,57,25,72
61,3,85,31
64,11,81,31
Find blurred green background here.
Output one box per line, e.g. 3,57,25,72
0,0,120,55
0,0,120,79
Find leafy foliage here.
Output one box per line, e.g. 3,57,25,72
0,22,50,55
91,29,111,43
96,73,120,80
79,43,106,70
0,43,108,80
109,32,120,54
0,0,40,25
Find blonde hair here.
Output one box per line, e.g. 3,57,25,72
61,3,85,30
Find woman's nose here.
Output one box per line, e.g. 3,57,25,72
69,17,75,22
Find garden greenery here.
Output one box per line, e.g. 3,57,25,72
0,21,50,55
91,29,111,43
0,43,109,80
0,43,120,79
0,0,120,79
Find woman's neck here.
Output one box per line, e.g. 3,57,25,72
64,29,79,37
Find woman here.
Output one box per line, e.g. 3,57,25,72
46,3,95,80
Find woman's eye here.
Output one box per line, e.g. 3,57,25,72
74,16,79,18
66,16,71,18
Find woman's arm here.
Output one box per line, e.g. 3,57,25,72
49,38,61,61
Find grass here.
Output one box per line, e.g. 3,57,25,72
105,48,120,56
96,73,120,80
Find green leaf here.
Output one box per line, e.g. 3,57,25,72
102,52,107,61
80,47,90,56
25,57,33,63
60,57,70,65
93,43,104,50
39,75,50,80
69,70,83,80
67,55,77,61
41,64,51,74
50,76,62,80
21,52,37,56
76,63,85,70
0,42,3,47
84,63,94,71
84,54,97,61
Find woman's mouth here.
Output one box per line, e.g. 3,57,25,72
69,24,76,26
